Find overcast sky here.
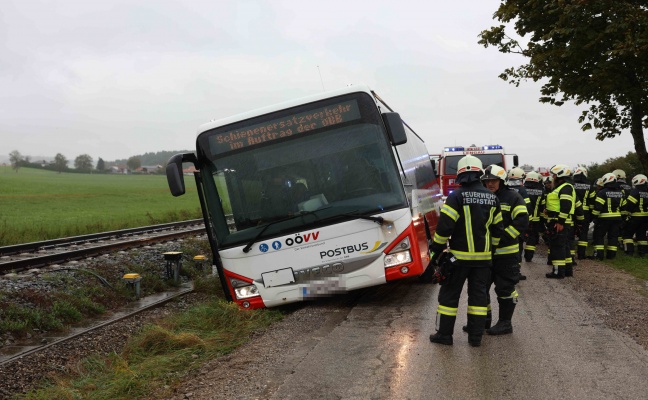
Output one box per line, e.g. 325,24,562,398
0,0,638,169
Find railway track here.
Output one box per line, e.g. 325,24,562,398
0,219,206,273
0,219,218,368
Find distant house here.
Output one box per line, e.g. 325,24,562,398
137,165,163,174
183,166,198,176
111,165,129,174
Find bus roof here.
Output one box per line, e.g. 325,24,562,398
197,84,375,135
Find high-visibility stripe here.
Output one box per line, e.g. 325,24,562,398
500,204,511,212
437,305,458,316
526,245,536,251
433,233,449,245
464,205,475,253
467,305,488,316
485,207,495,253
505,226,520,239
495,244,519,255
441,204,460,221
450,249,492,260
512,205,528,219
499,290,519,301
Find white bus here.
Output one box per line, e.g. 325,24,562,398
167,85,443,308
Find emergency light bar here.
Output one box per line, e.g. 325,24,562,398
483,145,503,150
444,145,502,152
444,147,465,152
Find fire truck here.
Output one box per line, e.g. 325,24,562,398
430,145,518,198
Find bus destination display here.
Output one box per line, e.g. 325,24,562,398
210,100,361,154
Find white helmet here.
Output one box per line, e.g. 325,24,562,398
543,175,553,184
632,174,648,186
601,172,617,185
550,164,571,178
525,171,541,183
573,166,588,177
612,169,626,180
457,155,484,175
508,167,526,180
481,164,507,181
595,177,604,187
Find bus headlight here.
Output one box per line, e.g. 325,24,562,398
384,251,412,268
230,278,260,299
234,284,259,299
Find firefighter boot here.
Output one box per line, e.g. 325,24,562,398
565,263,574,277
430,314,455,345
487,300,515,335
546,265,565,279
462,309,491,332
466,314,485,347
524,249,534,262
625,242,634,256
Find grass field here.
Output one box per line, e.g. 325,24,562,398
0,166,204,246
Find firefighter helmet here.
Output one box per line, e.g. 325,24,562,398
550,164,571,178
612,169,626,180
481,164,507,181
525,171,541,182
632,174,648,186
573,166,588,178
601,172,617,185
508,167,526,180
595,177,604,187
543,175,552,184
456,155,484,175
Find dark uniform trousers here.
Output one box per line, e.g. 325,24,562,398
623,217,648,256
547,221,568,276
593,219,621,259
437,265,491,337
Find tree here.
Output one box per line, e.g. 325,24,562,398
54,153,68,173
74,154,93,172
478,1,648,172
9,150,22,172
96,157,105,172
127,156,141,172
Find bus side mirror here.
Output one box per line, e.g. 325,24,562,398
166,153,197,197
382,112,407,146
513,155,519,167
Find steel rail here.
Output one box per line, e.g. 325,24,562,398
0,219,204,256
0,283,195,367
0,227,206,274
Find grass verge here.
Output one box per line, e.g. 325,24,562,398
17,289,283,400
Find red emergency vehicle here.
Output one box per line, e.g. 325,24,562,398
430,145,518,198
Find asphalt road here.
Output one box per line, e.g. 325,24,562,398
265,259,648,400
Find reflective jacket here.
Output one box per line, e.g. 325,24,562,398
524,181,544,223
430,181,504,266
623,185,648,217
546,182,576,225
573,174,592,220
494,187,529,259
591,184,625,220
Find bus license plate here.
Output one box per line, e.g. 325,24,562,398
262,268,295,288
302,279,341,298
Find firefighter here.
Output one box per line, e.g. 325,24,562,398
613,169,632,248
481,165,528,335
429,155,503,347
591,173,625,260
507,167,530,280
523,171,545,262
545,164,576,279
622,174,648,256
572,166,592,260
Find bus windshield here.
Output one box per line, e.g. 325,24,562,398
444,154,505,174
197,93,408,248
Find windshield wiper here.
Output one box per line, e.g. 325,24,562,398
339,211,385,225
242,207,331,253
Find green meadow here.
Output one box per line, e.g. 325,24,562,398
0,166,203,246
